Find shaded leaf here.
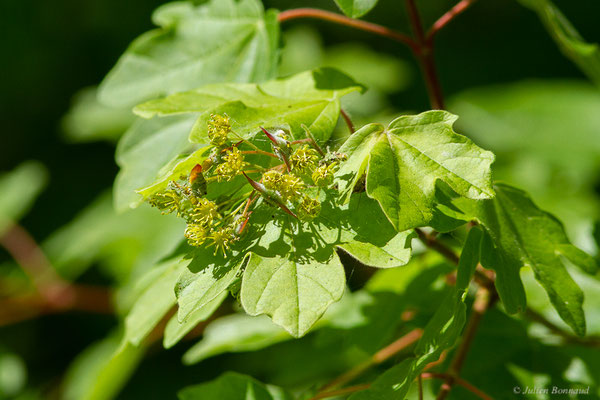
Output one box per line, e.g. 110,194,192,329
0,161,47,235
351,227,482,399
333,0,379,18
182,314,289,364
178,372,292,400
336,110,495,231
517,0,600,86
164,291,228,349
449,183,596,335
99,0,280,107
62,332,145,400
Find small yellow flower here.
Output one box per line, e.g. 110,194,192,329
207,114,231,146
262,170,284,191
189,198,220,225
279,174,304,201
185,223,210,247
148,191,182,215
208,226,235,256
298,195,321,220
215,147,246,181
290,145,319,172
312,163,338,187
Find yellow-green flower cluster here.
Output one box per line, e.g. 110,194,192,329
297,195,321,220
214,147,246,182
263,170,304,202
290,145,319,172
207,114,231,146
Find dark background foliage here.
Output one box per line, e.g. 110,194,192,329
1,0,599,398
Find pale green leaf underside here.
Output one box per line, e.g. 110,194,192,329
351,227,482,399
336,110,495,231
99,0,280,108
134,68,364,144
124,257,190,346
241,253,346,337
178,372,292,400
333,0,379,18
518,0,600,86
451,183,596,336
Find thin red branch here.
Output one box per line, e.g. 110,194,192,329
427,0,478,43
404,0,445,109
0,222,113,325
340,108,355,134
309,384,371,400
422,373,494,400
277,8,418,53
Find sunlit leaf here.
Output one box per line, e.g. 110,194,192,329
99,0,280,107
134,68,364,144
336,110,495,231
241,252,346,338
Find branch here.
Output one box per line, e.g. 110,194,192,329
340,108,355,134
426,0,478,43
310,383,371,400
422,373,493,400
526,309,600,347
0,222,113,325
317,328,423,393
404,0,445,109
277,8,418,52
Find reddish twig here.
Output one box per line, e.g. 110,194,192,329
422,372,494,400
405,0,445,109
277,8,418,53
317,328,423,393
309,384,371,400
427,0,478,43
340,108,355,134
0,222,113,325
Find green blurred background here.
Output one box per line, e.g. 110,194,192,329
1,0,600,398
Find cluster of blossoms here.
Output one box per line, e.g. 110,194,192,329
146,114,346,256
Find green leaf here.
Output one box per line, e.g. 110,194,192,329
450,183,595,336
182,314,290,364
351,227,482,399
0,161,47,235
336,110,495,231
333,0,379,18
241,252,345,338
99,0,280,108
175,251,247,323
124,257,190,346
163,291,227,349
135,68,363,144
178,372,292,400
517,0,600,86
114,114,199,211
62,332,145,400
61,86,135,143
